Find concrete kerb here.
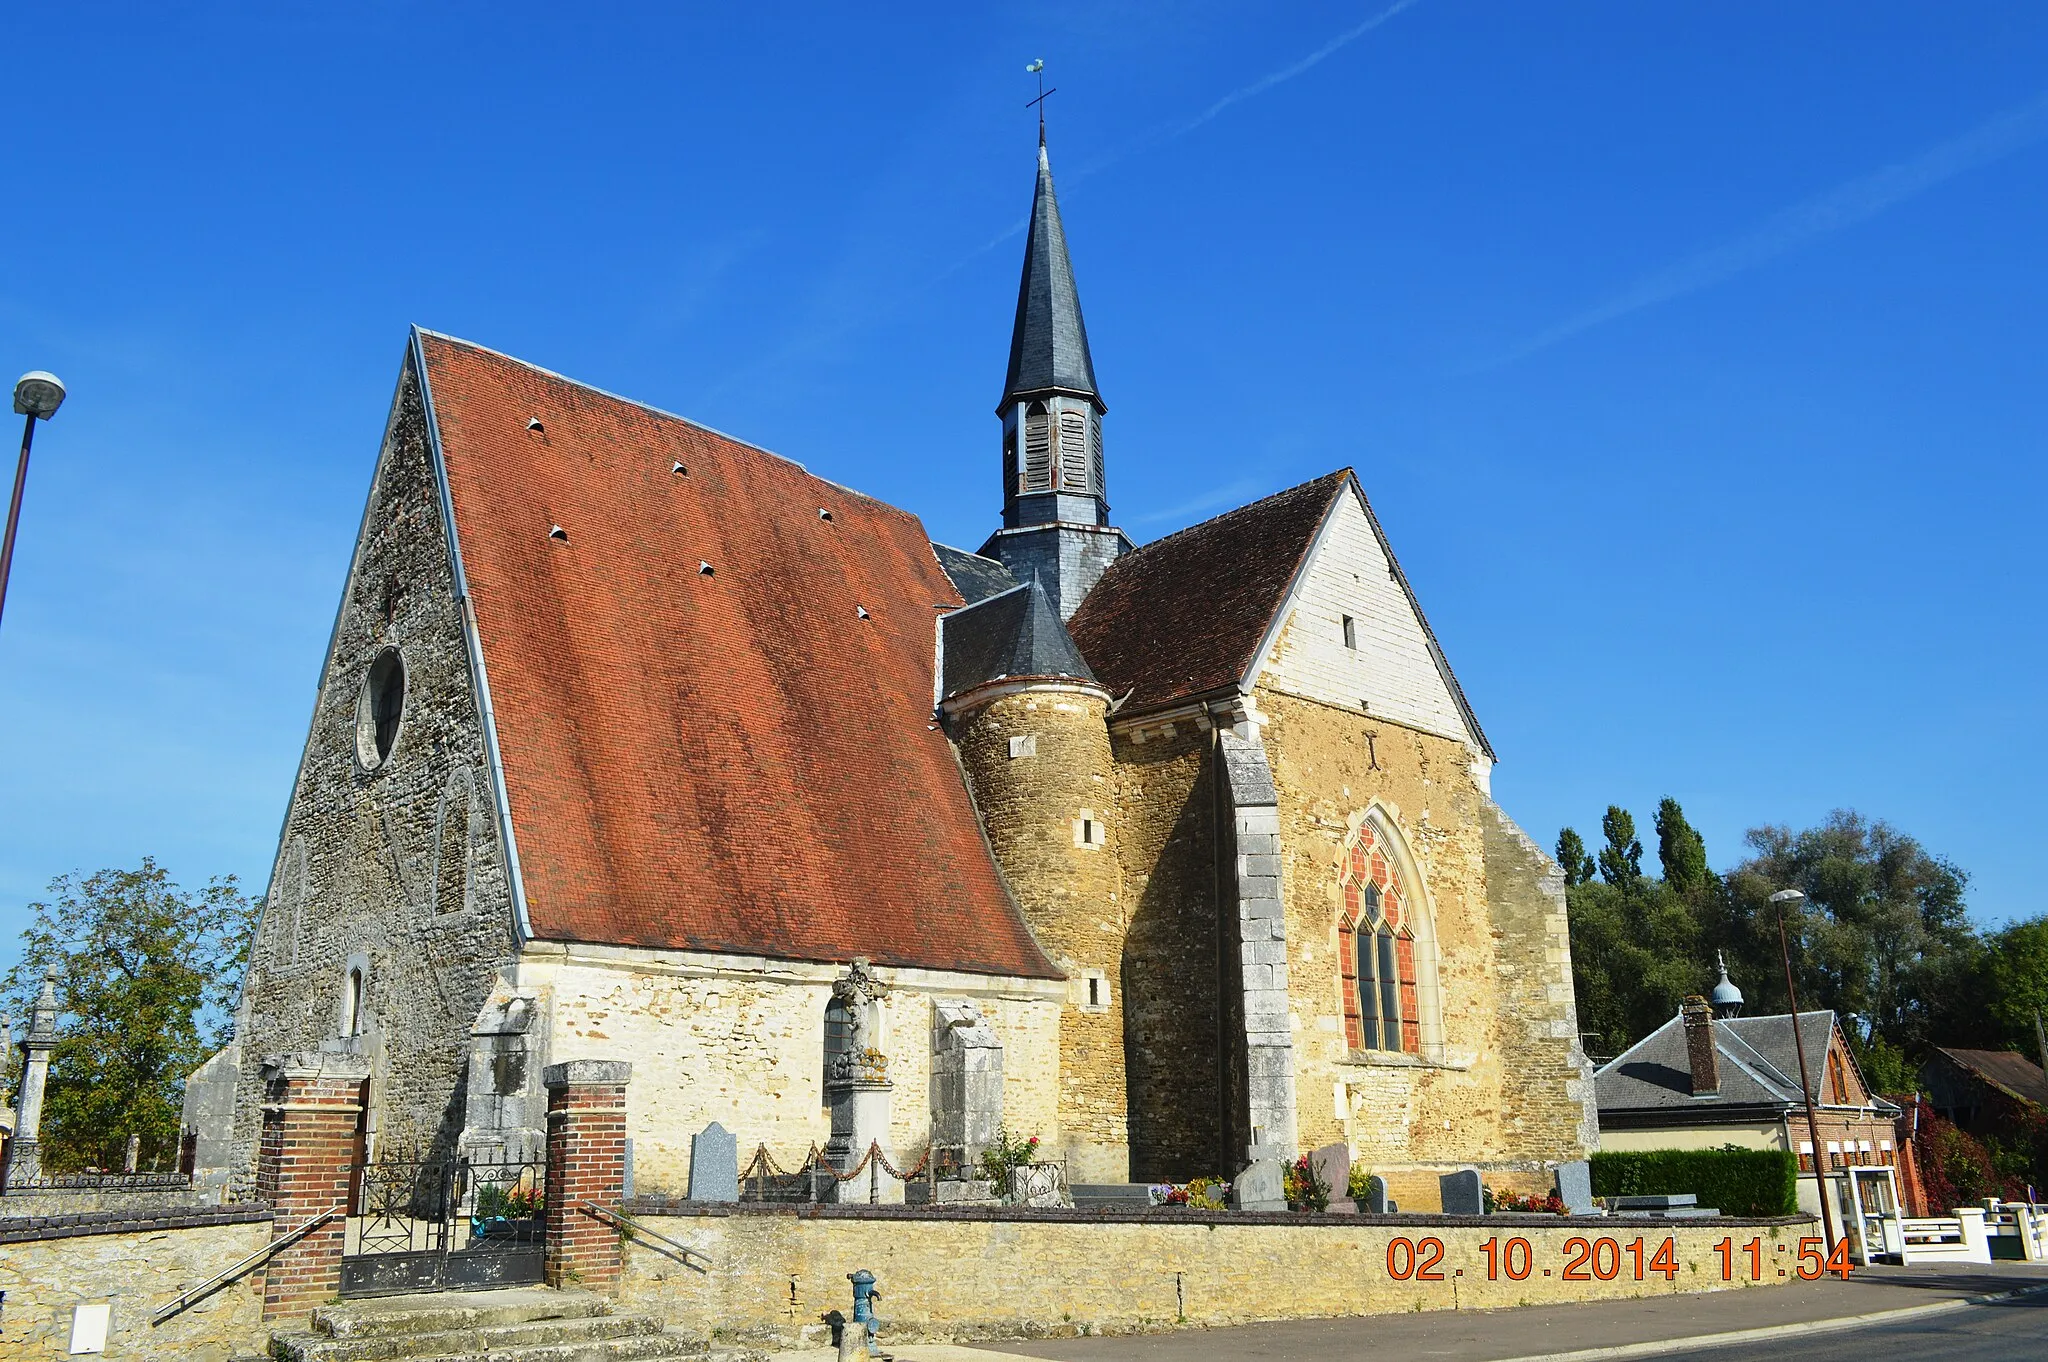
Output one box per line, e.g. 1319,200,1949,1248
1488,1279,2048,1362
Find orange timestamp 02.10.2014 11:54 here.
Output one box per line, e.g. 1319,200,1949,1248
1380,1234,1857,1283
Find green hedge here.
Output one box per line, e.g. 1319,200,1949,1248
1589,1148,1798,1217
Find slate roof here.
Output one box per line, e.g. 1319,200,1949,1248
416,330,1058,980
940,578,1098,702
1932,1048,2048,1107
932,542,1019,606
1597,1010,1848,1114
1001,142,1101,408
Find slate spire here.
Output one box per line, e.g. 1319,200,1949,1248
1001,142,1102,411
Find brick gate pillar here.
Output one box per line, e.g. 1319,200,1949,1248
542,1059,632,1292
255,1053,370,1320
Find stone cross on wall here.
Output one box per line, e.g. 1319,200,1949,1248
3,967,61,1186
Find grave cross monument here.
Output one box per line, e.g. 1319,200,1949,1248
823,958,901,1203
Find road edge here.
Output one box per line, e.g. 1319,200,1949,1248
1487,1280,2048,1362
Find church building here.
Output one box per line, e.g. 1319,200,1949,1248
207,137,1596,1208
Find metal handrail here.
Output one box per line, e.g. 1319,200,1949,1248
578,1199,710,1270
149,1209,340,1326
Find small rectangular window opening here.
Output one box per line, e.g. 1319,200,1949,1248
1008,734,1037,759
1342,615,1357,649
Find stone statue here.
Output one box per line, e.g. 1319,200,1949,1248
832,957,890,1077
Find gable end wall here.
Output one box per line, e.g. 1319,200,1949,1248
229,353,518,1182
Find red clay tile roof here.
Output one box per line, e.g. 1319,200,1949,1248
1068,471,1350,713
417,332,1057,979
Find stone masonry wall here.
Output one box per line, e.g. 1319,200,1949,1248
1258,680,1594,1208
231,351,520,1184
0,1210,271,1359
1108,724,1223,1181
952,686,1130,1181
516,948,1064,1195
616,1206,1802,1346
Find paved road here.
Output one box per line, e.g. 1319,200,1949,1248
1656,1290,2046,1362
951,1263,2048,1362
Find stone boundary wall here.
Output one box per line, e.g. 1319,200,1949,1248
616,1203,1813,1347
0,1206,273,1358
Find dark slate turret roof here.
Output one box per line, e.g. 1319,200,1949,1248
932,542,1019,606
1001,143,1101,409
941,577,1098,701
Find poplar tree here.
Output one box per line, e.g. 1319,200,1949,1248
1555,828,1596,887
1654,797,1714,895
1597,806,1643,888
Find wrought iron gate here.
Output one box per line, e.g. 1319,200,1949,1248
340,1149,547,1296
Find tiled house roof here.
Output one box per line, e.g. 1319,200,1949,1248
1595,1010,1897,1121
417,331,1058,979
1068,471,1349,713
1931,1048,2048,1108
931,543,1019,605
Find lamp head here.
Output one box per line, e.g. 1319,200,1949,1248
1769,888,1806,908
14,371,65,420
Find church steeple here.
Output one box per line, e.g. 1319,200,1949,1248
998,140,1108,532
982,138,1128,621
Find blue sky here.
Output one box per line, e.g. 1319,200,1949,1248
2,3,2043,980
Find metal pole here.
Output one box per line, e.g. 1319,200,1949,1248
1775,891,1838,1251
0,411,38,629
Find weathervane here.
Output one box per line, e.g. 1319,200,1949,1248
1025,58,1056,144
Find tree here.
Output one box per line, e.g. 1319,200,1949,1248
1555,828,1596,887
1597,806,1643,888
1722,812,1974,1056
0,860,256,1171
1654,797,1713,897
1985,916,2048,1063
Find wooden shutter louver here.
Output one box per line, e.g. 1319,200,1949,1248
1058,409,1089,491
1090,413,1104,497
1023,405,1052,492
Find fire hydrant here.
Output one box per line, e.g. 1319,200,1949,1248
837,1269,882,1361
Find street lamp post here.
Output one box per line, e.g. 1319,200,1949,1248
1,371,67,631
1771,887,1838,1251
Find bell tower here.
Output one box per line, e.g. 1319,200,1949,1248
979,137,1130,619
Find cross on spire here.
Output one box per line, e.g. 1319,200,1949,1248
1025,59,1056,145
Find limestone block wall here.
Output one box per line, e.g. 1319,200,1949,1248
517,946,1065,1194
0,1208,271,1358
1257,684,1593,1204
231,352,519,1183
952,686,1130,1181
1108,724,1224,1181
616,1206,1803,1345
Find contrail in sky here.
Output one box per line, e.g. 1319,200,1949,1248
1169,0,1423,140
1487,88,2048,367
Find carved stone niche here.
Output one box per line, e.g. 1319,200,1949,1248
457,984,543,1164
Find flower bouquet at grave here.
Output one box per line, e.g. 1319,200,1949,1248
1147,1177,1231,1210
1284,1154,1330,1212
1490,1187,1568,1215
978,1125,1042,1201
1347,1165,1376,1203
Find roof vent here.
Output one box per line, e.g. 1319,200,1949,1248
698,561,714,576
548,525,568,541
526,417,545,433
672,461,687,475
818,508,833,521
856,605,870,620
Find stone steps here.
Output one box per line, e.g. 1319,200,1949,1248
271,1288,702,1362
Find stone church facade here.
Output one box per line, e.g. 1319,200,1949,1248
204,138,1595,1207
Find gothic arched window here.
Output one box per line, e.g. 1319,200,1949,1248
1336,812,1440,1057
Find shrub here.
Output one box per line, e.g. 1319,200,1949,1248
977,1125,1041,1198
1589,1147,1797,1216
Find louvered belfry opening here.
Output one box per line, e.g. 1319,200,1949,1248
1022,401,1053,492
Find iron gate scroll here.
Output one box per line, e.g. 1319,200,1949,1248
341,1149,547,1296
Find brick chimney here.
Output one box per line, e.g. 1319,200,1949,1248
1682,995,1720,1096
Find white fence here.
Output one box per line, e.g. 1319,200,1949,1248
1897,1206,1991,1265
